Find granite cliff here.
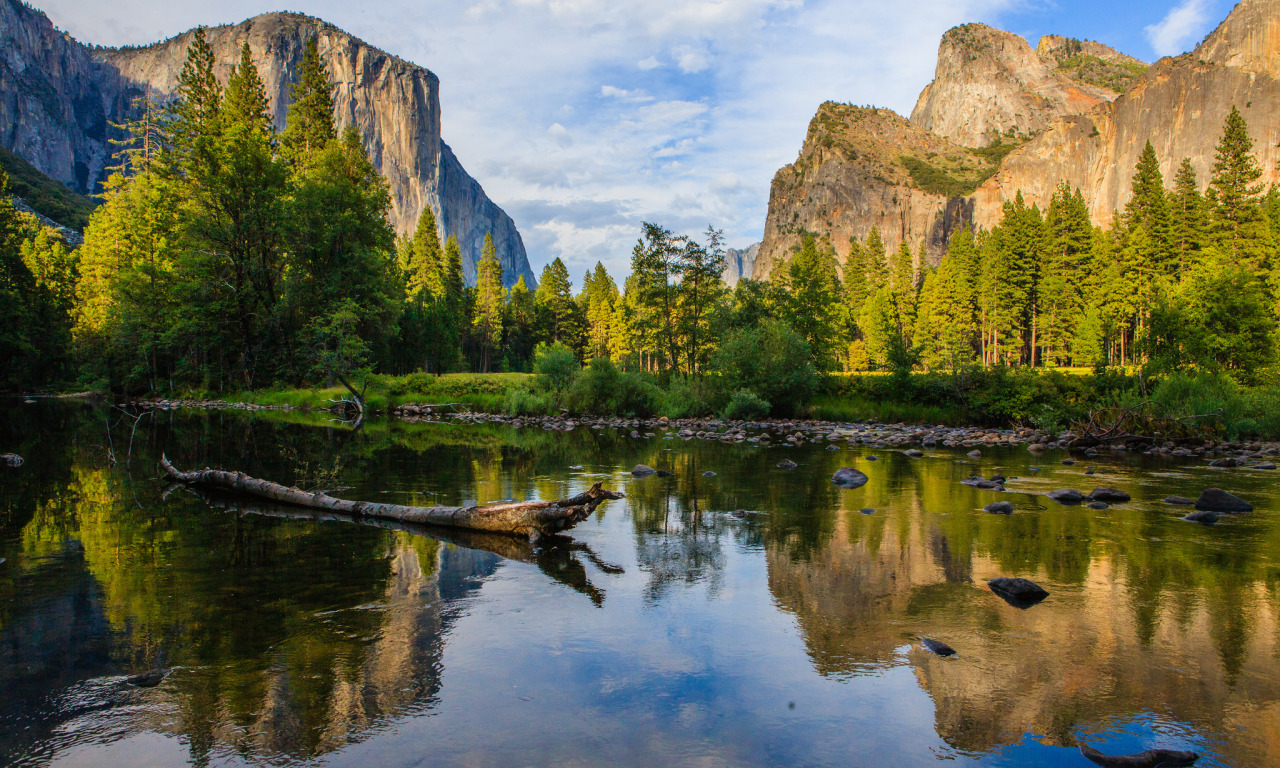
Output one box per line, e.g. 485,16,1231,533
0,0,535,287
759,0,1278,279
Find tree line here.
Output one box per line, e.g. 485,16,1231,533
2,29,1277,395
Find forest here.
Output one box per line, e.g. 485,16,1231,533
2,30,1278,426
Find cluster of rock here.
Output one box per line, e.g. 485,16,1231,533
127,399,302,413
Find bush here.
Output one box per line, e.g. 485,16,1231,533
533,342,578,392
723,389,770,420
660,376,723,419
504,385,554,416
710,319,818,414
561,358,662,417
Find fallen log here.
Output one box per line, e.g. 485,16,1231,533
160,455,624,540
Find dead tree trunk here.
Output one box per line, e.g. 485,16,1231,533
160,455,624,541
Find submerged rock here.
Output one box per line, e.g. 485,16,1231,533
1046,489,1084,505
961,476,1004,489
1079,744,1198,768
1,453,23,468
126,668,172,688
655,470,674,478
1182,510,1220,525
1062,458,1076,465
776,459,798,470
903,449,924,458
988,577,1049,608
832,467,869,488
921,637,956,657
1087,501,1110,510
1088,488,1131,503
984,501,1015,515
859,508,876,515
702,471,717,477
1164,495,1194,506
967,449,982,458
1194,488,1252,512
631,465,656,476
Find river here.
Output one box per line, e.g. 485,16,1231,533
1,401,1277,767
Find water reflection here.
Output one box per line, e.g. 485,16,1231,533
0,402,1278,767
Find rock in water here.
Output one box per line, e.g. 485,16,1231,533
984,501,1014,515
859,508,876,515
988,577,1049,608
776,460,798,470
702,471,717,477
967,449,982,458
903,449,924,458
1182,510,1219,525
1046,489,1084,505
631,465,656,477
831,467,869,488
1079,744,1198,768
1087,501,1110,510
126,668,171,688
1194,488,1253,512
1,453,23,468
921,638,956,657
1164,496,1194,506
1088,488,1131,503
655,470,674,478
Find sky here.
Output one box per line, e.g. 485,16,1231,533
35,0,1237,283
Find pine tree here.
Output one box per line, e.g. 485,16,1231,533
170,27,221,173
1169,158,1208,279
889,240,914,295
1124,140,1173,271
281,37,336,162
473,233,505,371
405,205,443,298
844,238,871,318
630,223,680,370
505,275,537,368
1208,106,1268,265
1042,183,1091,364
582,262,619,360
779,234,844,371
535,257,581,353
675,226,728,373
864,227,886,290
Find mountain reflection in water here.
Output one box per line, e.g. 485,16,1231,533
0,401,1277,767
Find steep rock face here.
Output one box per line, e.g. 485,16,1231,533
722,242,759,287
1036,35,1148,93
754,104,978,279
0,2,535,287
973,0,1280,229
909,23,1119,148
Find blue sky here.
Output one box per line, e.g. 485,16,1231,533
37,0,1238,283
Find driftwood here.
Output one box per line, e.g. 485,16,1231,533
160,455,624,540
180,491,624,604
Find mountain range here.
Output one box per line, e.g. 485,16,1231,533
0,0,536,287
756,0,1280,278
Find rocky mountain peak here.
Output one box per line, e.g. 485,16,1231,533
909,23,1120,148
1197,0,1280,78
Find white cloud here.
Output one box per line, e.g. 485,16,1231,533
36,0,1026,282
1144,0,1212,58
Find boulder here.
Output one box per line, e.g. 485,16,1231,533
1194,488,1252,512
776,459,798,470
1046,489,1084,505
1088,488,1131,503
984,501,1015,515
921,637,956,657
988,577,1050,609
831,467,869,488
631,465,657,476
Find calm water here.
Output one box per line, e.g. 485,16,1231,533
2,401,1278,768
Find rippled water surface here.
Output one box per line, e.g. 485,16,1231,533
2,401,1278,767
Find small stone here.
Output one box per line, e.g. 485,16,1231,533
1089,488,1131,503
631,465,656,476
967,449,982,458
865,455,878,461
1087,501,1109,510
655,470,674,478
702,471,717,477
1182,510,1219,525
1164,496,1194,505
831,467,869,488
984,501,1015,515
988,577,1049,609
1046,489,1084,505
1251,462,1276,470
858,508,876,515
904,449,924,458
1194,488,1252,513
776,459,798,470
921,638,956,657
1062,458,1076,465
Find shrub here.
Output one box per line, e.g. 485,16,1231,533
723,389,770,420
710,319,818,414
660,376,723,418
533,342,578,392
504,385,553,416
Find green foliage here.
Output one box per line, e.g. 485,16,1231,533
722,388,770,420
709,319,817,415
0,146,96,229
532,341,579,392
899,155,981,198
565,358,661,417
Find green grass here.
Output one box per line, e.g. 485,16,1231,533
225,372,531,413
806,394,968,425
0,146,97,230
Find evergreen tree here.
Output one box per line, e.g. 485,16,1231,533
1124,140,1173,271
779,235,844,371
630,223,680,370
1169,158,1208,278
1041,183,1091,364
1208,106,1269,265
505,275,537,369
473,233,505,371
170,27,221,173
582,262,619,360
281,37,336,162
405,205,443,298
535,257,582,353
675,226,728,373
